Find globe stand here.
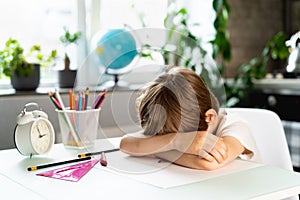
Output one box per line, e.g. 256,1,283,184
102,67,132,91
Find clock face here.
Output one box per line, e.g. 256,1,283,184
30,119,54,154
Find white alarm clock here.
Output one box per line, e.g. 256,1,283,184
14,103,55,156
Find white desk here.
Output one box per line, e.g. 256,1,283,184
1,137,300,200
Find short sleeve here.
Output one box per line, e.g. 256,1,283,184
215,113,262,162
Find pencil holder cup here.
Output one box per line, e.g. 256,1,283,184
56,108,101,149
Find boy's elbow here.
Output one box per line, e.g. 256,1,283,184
119,136,141,156
119,136,130,153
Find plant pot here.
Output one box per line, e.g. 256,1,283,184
11,64,40,91
58,69,77,88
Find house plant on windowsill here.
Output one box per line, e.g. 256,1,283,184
0,38,57,91
58,27,82,88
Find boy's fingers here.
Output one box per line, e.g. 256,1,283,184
200,133,219,155
212,138,228,160
209,148,224,164
199,150,214,162
204,138,228,164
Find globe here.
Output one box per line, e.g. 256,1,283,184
96,29,138,70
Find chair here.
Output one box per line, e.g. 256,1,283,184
225,108,294,171
226,108,298,200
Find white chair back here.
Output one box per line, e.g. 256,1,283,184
225,108,294,171
226,108,299,200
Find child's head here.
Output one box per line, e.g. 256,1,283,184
137,66,219,136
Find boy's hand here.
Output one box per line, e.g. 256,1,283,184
200,137,228,164
173,131,228,164
173,131,205,154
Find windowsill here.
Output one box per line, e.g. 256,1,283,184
0,78,71,96
0,87,67,96
0,82,145,97
0,68,161,96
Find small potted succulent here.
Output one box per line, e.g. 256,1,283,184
58,27,82,88
0,38,57,91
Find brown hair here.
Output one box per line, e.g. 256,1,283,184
137,66,219,136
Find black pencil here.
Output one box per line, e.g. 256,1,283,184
78,148,120,158
27,156,92,171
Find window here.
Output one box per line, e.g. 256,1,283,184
0,0,78,88
175,0,215,54
80,0,169,87
0,0,215,89
81,0,215,87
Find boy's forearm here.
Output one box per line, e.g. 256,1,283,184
173,131,220,157
155,150,210,170
120,131,218,155
119,133,177,156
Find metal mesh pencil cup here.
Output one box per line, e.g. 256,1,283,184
56,108,100,149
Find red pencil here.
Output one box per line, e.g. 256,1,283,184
95,90,108,109
92,90,105,109
48,92,62,110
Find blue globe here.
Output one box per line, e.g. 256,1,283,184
96,29,137,70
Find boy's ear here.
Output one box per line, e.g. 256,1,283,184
205,109,217,125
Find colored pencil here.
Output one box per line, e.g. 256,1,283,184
92,91,104,109
96,90,107,109
78,148,120,158
48,92,62,110
69,89,74,110
84,88,89,110
55,89,80,144
78,92,83,111
92,90,108,109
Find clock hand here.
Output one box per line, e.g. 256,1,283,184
37,126,46,138
39,134,46,138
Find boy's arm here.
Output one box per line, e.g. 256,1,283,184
119,133,176,156
119,131,227,163
156,136,245,170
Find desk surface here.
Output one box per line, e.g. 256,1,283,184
1,137,300,200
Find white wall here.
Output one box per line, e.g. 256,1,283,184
0,90,141,150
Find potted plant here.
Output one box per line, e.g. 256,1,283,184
0,38,57,91
58,27,82,88
209,0,290,107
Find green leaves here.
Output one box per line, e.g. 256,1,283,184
211,0,289,107
177,8,187,15
29,45,57,67
0,38,28,77
227,32,289,106
265,32,289,60
211,30,231,61
211,0,231,63
60,27,82,46
0,38,57,77
162,4,207,71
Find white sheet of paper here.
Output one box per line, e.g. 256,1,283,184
96,151,263,188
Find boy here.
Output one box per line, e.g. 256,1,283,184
120,67,261,170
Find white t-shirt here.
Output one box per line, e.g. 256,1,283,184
212,110,262,163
